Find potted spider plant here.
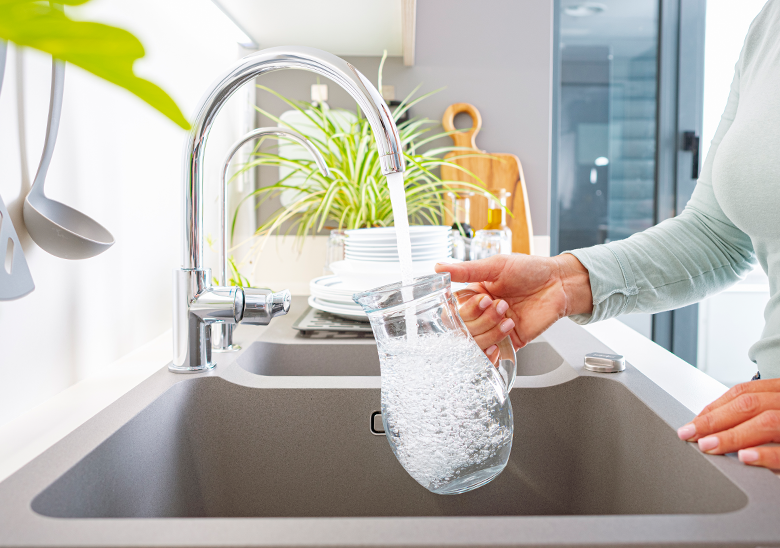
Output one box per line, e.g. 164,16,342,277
227,65,497,283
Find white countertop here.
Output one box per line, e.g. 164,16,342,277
0,317,730,485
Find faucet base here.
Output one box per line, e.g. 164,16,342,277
172,269,234,373
212,345,241,353
168,362,217,374
212,323,241,353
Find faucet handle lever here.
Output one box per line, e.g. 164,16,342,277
242,288,291,325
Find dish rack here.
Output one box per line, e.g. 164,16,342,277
292,306,373,337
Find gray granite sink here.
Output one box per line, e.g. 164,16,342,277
1,298,779,546
32,376,743,519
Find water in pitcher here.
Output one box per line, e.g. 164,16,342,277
379,332,514,494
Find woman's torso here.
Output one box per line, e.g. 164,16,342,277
711,0,780,370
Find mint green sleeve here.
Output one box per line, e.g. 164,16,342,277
565,55,756,325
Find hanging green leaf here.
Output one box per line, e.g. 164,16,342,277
0,0,190,130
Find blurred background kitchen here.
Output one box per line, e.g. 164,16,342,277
554,0,769,386
0,0,768,432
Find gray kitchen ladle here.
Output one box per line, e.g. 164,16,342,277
23,59,114,260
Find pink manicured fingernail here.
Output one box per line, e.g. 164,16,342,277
479,296,493,310
698,436,719,452
496,300,509,315
677,423,696,440
500,318,515,333
739,449,759,464
486,345,498,356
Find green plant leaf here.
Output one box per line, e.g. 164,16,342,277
0,0,190,130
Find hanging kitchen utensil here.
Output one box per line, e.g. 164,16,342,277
440,103,534,255
23,58,114,260
0,40,35,300
0,192,34,300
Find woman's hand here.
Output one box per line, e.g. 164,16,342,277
677,378,780,470
435,253,594,351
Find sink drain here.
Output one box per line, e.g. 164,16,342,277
370,411,384,435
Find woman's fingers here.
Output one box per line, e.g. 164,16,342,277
465,300,512,338
738,445,780,470
452,286,517,353
502,307,523,349
458,293,494,322
695,410,780,455
486,344,500,365
681,382,780,471
697,379,780,417
678,392,780,441
473,317,516,350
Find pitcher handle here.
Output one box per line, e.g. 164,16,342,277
454,289,517,392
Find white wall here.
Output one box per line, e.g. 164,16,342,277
0,0,247,426
701,0,768,161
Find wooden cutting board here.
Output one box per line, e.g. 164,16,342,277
440,103,533,255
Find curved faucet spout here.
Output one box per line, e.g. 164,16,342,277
182,46,405,271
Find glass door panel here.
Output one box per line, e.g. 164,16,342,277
554,0,708,358
557,1,659,252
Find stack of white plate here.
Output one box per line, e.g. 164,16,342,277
309,226,458,321
308,275,367,321
344,226,452,262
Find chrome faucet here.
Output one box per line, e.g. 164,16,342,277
172,46,406,372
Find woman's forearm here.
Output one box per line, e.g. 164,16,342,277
553,253,593,317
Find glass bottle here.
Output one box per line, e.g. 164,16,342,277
484,189,511,232
323,229,346,274
451,192,474,237
472,189,512,260
449,192,474,261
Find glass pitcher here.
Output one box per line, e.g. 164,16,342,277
353,273,516,495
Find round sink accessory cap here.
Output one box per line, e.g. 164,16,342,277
584,352,625,373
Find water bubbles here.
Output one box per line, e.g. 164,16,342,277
379,333,514,494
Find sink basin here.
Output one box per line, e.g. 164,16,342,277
238,339,562,377
32,376,744,518
239,341,381,376
2,303,780,547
